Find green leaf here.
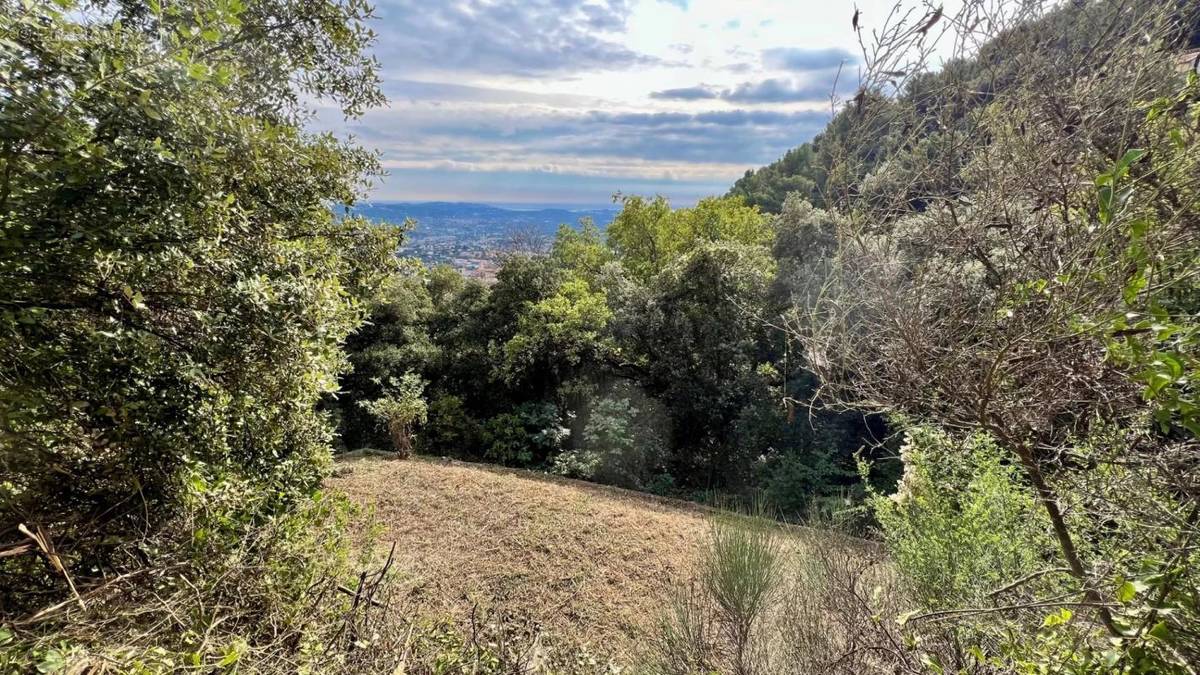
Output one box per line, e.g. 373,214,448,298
188,473,207,493
1155,352,1183,379
1123,270,1148,305
1097,185,1114,224
968,645,986,663
919,654,945,675
1182,418,1200,438
1042,607,1072,627
187,62,210,81
1148,620,1171,641
1145,371,1174,398
36,650,66,674
217,646,240,667
1116,579,1137,603
1114,148,1147,178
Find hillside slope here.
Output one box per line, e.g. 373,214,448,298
329,456,714,659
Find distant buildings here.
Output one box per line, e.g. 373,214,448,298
352,202,616,284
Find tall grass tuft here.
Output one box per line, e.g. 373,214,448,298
654,583,716,674
702,504,781,675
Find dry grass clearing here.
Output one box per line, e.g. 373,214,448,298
328,455,719,659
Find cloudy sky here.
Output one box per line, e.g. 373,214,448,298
316,0,909,207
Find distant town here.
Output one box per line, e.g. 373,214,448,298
343,201,619,282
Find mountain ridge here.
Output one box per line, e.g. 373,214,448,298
346,200,619,227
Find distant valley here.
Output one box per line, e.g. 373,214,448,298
344,201,619,281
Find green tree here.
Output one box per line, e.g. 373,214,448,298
550,218,613,285
728,143,821,213
425,269,494,410
337,267,438,450
500,277,614,390
607,195,769,281
614,242,776,486
0,0,394,609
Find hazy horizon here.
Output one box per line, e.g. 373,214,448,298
355,198,624,211
314,1,956,206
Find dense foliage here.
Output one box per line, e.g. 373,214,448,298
5,0,1200,671
0,0,397,658
648,3,1200,672
334,195,887,507
782,0,1200,671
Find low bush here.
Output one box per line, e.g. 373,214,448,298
360,373,429,458
419,394,484,458
652,507,783,675
652,505,991,675
552,383,669,489
482,402,568,467
653,584,719,674
0,489,398,673
865,426,1056,610
703,511,781,675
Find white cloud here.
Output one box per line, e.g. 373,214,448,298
315,0,962,203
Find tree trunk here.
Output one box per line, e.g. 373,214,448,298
1008,440,1120,636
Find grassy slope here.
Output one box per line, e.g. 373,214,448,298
328,456,715,659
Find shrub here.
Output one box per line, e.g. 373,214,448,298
552,383,668,489
703,511,781,675
757,451,842,518
655,507,781,675
650,507,975,675
359,373,428,458
865,426,1055,610
419,394,484,458
0,489,397,672
653,585,717,675
336,267,437,451
482,402,567,467
0,0,395,615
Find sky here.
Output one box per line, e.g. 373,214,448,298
314,0,916,207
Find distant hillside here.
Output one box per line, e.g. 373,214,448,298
340,201,619,277
729,2,1200,214
347,201,618,234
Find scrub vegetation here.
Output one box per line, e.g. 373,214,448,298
3,0,1199,673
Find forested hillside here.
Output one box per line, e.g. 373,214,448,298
3,0,1200,673
729,3,1200,214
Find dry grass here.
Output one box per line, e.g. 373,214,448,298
327,455,719,660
